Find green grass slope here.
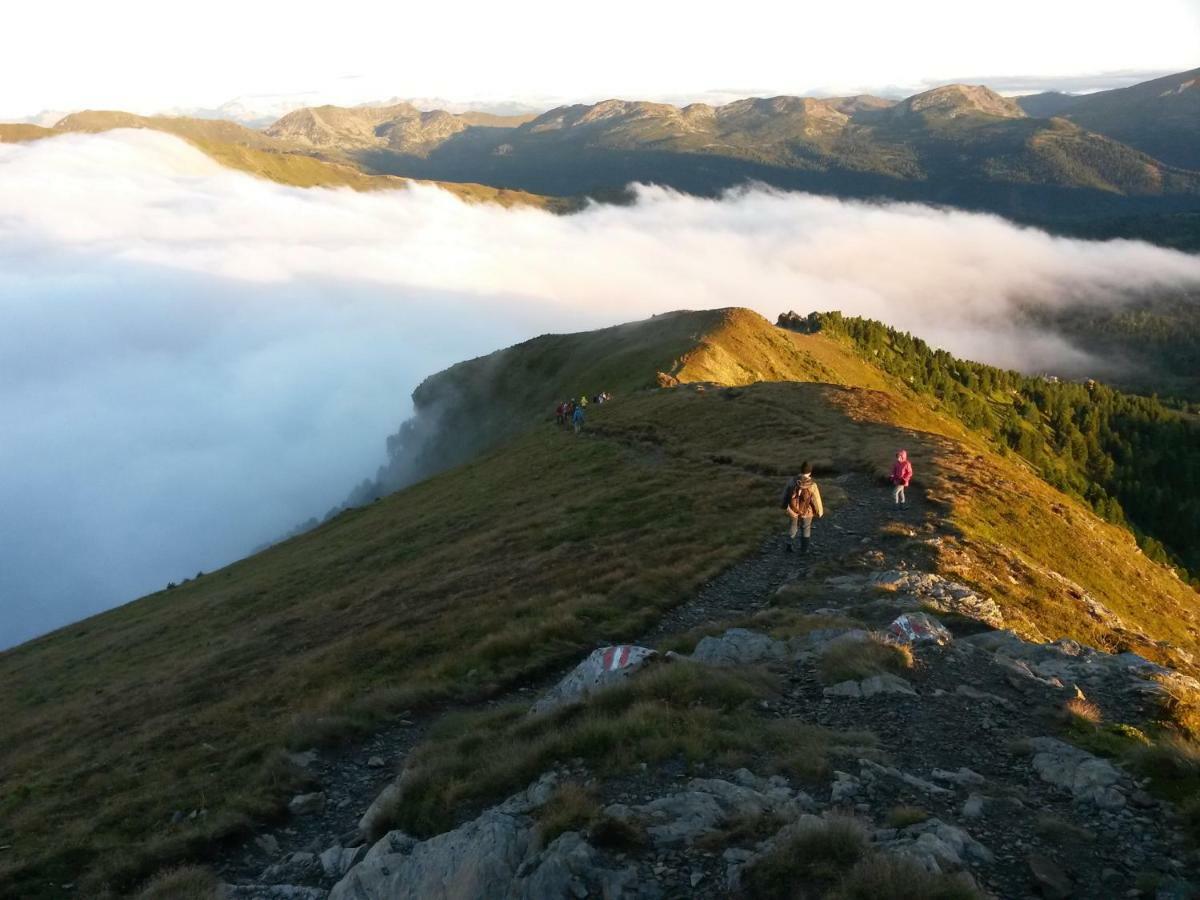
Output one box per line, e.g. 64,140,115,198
1,309,1197,897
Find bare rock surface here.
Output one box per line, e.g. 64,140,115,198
690,627,790,666
329,774,643,900
530,645,658,716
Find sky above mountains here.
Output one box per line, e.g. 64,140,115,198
3,0,1198,120
4,129,1200,648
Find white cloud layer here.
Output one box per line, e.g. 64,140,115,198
3,129,1200,649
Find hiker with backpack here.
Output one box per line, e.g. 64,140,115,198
780,462,824,554
572,404,585,434
891,449,913,507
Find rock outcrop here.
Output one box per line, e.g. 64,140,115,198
530,645,658,716
331,774,641,900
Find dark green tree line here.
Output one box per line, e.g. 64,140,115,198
780,311,1200,582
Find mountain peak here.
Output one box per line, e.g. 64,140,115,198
896,83,1026,119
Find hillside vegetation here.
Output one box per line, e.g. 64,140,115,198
1018,68,1200,172
2,308,1197,897
1031,290,1200,401
780,311,1200,578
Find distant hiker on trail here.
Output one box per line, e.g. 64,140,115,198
891,449,913,507
572,404,585,434
579,394,589,408
555,402,566,427
780,462,824,554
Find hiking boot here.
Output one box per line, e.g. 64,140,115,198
800,537,811,555
785,542,794,553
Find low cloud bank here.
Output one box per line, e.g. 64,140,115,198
2,129,1199,649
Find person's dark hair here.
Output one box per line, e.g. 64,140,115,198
800,461,812,475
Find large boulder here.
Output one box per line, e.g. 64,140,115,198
258,852,322,886
1026,737,1126,809
331,809,533,900
875,818,994,873
603,770,814,848
873,571,1003,628
822,674,917,699
887,612,951,646
531,646,658,715
964,631,1194,696
859,759,952,796
332,774,640,900
691,628,790,666
321,845,368,880
518,831,638,898
358,769,415,839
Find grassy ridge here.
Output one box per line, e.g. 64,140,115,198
1,309,1196,896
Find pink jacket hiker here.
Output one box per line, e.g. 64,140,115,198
891,450,913,486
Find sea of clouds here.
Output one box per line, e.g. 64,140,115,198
2,128,1199,649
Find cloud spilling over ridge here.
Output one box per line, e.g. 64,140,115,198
2,128,1200,649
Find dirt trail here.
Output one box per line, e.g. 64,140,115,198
216,469,920,884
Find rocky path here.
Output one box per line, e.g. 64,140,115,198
213,471,909,885
215,474,1200,899
214,471,914,881
641,470,929,642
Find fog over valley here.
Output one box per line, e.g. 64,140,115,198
3,128,1200,650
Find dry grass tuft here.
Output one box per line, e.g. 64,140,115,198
1152,677,1200,741
536,782,601,843
694,810,787,852
818,634,913,684
743,816,869,896
830,853,983,899
1132,735,1200,781
886,805,929,828
1063,695,1103,726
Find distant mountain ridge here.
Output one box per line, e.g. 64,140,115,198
264,103,533,155
268,71,1200,245
2,69,1199,246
